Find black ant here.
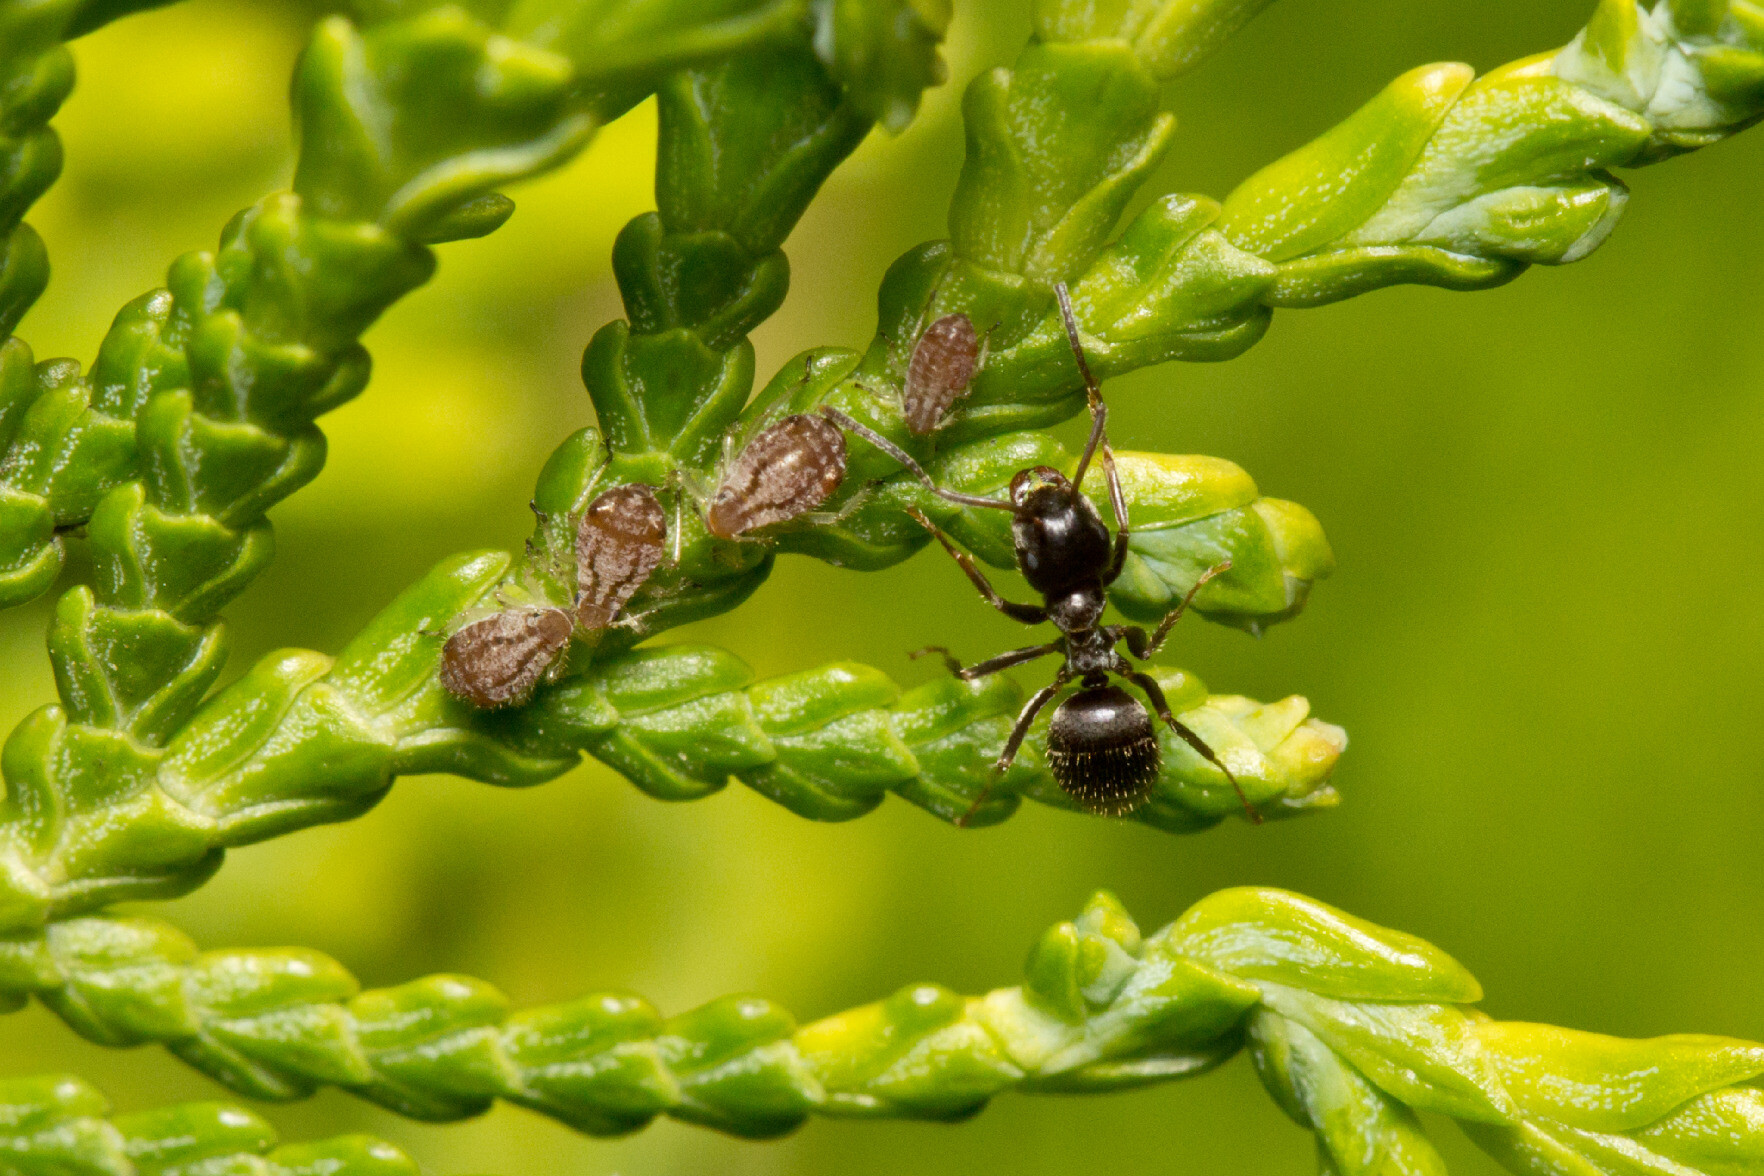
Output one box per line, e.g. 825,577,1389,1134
822,283,1257,826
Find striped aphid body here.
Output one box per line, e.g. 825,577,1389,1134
705,413,848,540
902,312,981,436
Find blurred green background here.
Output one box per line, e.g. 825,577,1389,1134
2,1,1761,1172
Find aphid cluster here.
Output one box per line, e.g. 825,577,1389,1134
822,283,1253,824
445,283,1249,828
440,483,666,709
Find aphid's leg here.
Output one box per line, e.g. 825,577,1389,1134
609,607,659,632
819,407,1017,513
802,481,877,528
1054,282,1110,487
906,507,1048,624
664,466,705,567
974,322,994,375
525,501,578,587
917,641,1061,680
956,668,1071,828
1120,664,1262,824
1128,560,1234,659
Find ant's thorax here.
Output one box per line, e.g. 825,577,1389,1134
1063,625,1118,680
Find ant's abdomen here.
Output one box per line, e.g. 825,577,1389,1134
1046,685,1160,816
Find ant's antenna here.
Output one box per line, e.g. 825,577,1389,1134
1054,283,1109,488
819,407,1017,512
1054,282,1100,397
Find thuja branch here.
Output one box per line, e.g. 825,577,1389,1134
0,547,1342,931
0,1,951,925
0,0,934,613
740,0,1764,603
1221,0,1764,304
5,887,1760,1176
552,0,1335,641
570,0,1764,654
0,0,178,601
0,1073,444,1175
0,0,1348,915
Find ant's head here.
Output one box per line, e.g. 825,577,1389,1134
1008,465,1074,512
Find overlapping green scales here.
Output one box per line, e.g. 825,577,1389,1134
0,0,180,606
1,886,1759,1176
0,0,957,937
707,0,1764,615
0,548,1343,933
0,1072,437,1175
0,0,920,616
1219,0,1764,306
572,5,1332,645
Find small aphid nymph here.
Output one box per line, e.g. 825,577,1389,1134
439,606,575,710
576,482,667,631
903,312,981,436
705,413,848,539
439,482,667,710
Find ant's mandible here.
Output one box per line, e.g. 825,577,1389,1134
822,283,1258,826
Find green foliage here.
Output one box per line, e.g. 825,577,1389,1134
0,1072,434,1175
0,0,1353,928
0,548,1344,931
1220,0,1764,304
0,0,1759,1171
3,886,1760,1176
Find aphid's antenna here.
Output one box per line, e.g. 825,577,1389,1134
1054,282,1110,489
819,407,1017,513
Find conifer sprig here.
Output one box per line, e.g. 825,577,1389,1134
0,549,1344,932
2,886,1757,1176
0,1072,442,1175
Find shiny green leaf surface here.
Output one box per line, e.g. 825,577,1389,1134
0,2,1758,1171
0,1072,434,1174
0,888,1757,1176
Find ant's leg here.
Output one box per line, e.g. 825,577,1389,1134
911,645,966,675
1121,666,1262,824
918,640,1060,681
956,670,1070,827
820,407,1017,513
1101,444,1133,583
1133,560,1234,659
1054,282,1110,487
907,507,1048,624
1115,625,1151,659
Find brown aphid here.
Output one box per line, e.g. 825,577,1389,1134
439,606,574,710
705,413,847,539
903,312,980,435
576,482,667,631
